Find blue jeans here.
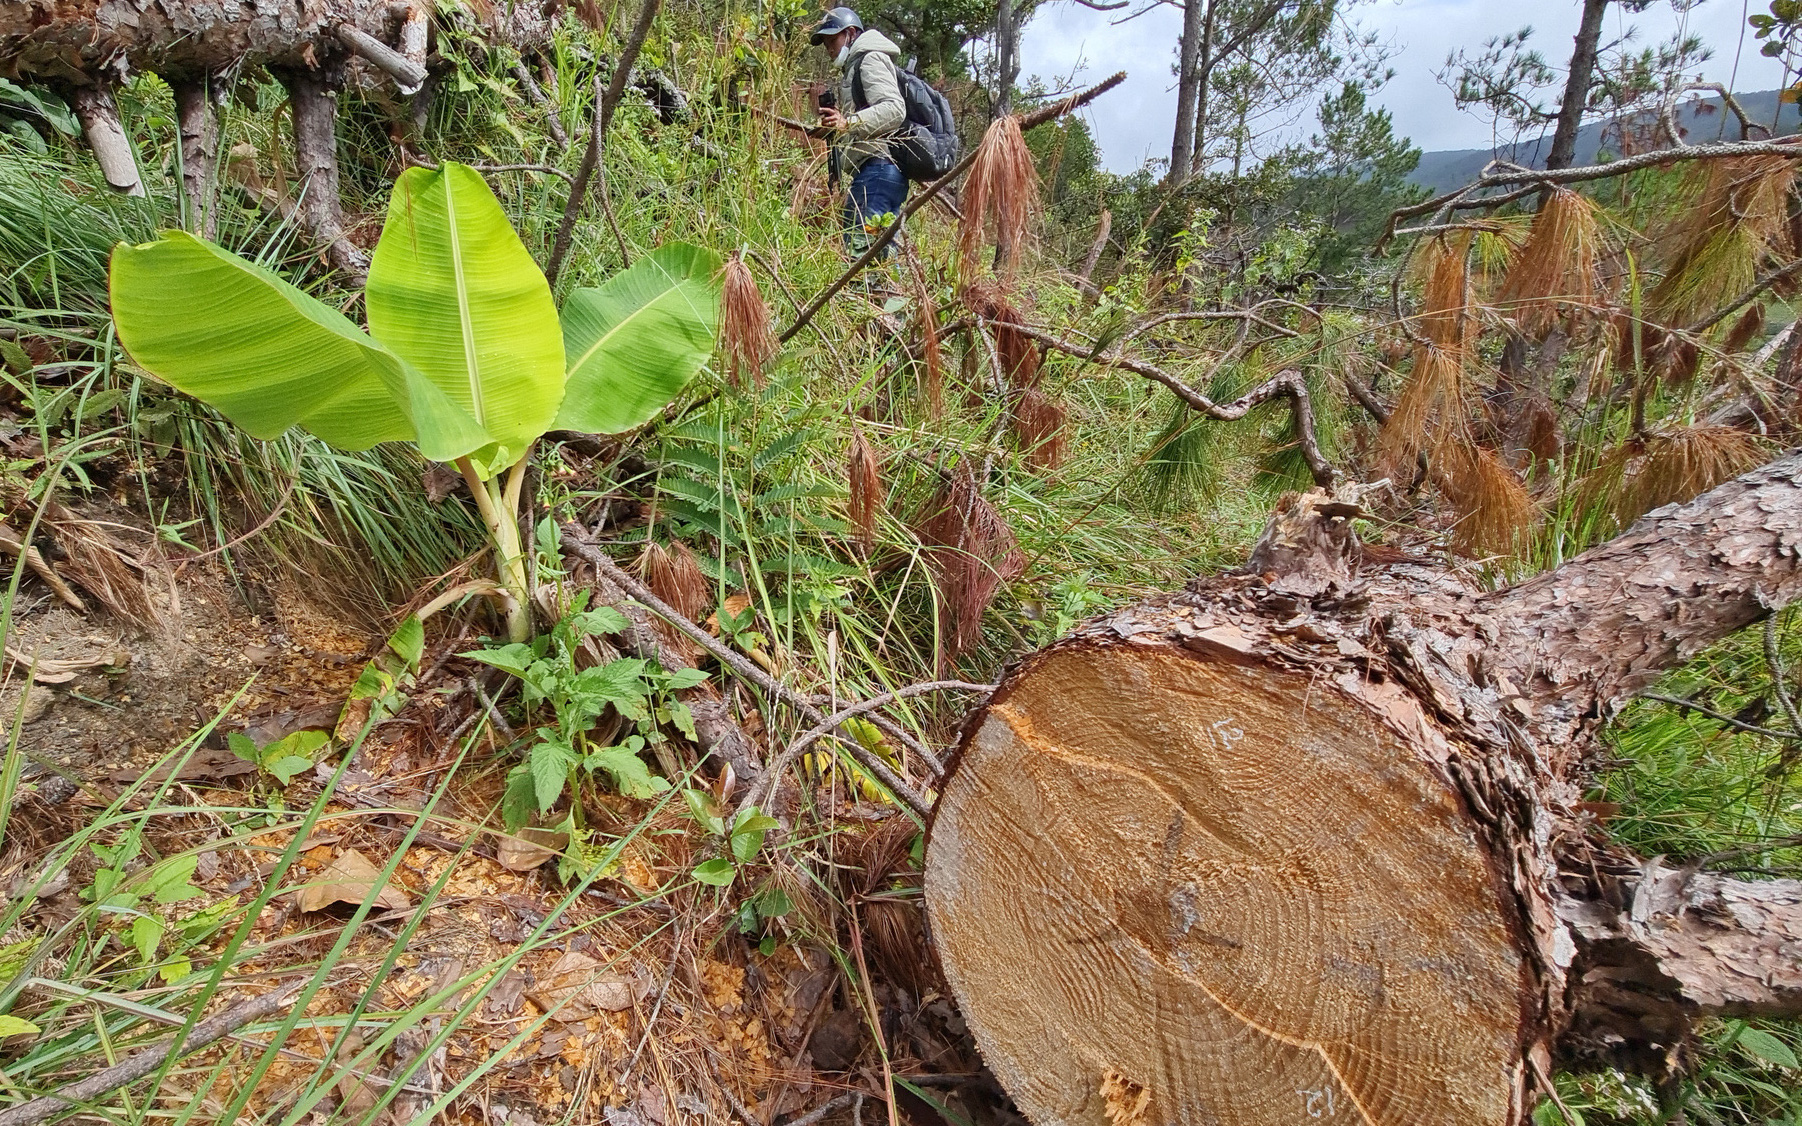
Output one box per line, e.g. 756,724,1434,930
843,157,907,256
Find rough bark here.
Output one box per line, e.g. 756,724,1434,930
1545,0,1610,172
1167,0,1207,185
71,84,142,195
278,61,368,280
174,76,217,237
0,1,552,85
925,456,1802,1126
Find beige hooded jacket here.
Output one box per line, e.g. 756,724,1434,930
836,28,906,174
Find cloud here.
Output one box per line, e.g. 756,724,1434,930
1019,0,1791,174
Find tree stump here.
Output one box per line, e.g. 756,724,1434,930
926,466,1802,1126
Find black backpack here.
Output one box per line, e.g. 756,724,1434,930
852,57,960,182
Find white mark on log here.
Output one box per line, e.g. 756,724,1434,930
1298,1086,1338,1117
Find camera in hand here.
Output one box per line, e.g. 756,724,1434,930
818,88,837,112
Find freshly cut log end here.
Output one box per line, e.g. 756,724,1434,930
926,642,1530,1126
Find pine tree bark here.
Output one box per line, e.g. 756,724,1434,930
0,1,551,84
175,76,217,238
1546,0,1611,171
1167,0,1208,185
925,454,1802,1126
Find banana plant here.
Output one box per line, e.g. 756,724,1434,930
109,162,721,642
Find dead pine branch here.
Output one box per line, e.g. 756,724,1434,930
1012,324,1338,484
1383,139,1802,247
743,680,994,817
0,983,302,1126
0,523,86,612
559,527,939,819
777,71,1126,344
544,0,660,285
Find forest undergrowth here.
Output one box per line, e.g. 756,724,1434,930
0,3,1800,1125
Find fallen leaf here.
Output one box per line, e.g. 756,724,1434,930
525,951,643,1019
293,849,411,913
497,828,569,872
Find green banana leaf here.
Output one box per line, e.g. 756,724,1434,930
367,163,566,478
109,232,487,458
555,242,723,435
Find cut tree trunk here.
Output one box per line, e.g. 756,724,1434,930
925,456,1802,1126
0,1,551,85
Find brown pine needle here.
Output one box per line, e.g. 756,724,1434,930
719,253,776,387
959,115,1040,276
1498,187,1605,333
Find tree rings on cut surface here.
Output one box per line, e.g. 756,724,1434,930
925,645,1528,1125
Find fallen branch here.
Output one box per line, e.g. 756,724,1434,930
0,524,86,611
743,680,992,816
778,71,1126,344
71,85,143,196
1641,692,1802,743
545,0,660,285
336,24,426,94
1384,139,1802,245
1010,324,1338,484
511,62,570,149
560,527,937,818
1686,256,1802,337
0,983,302,1126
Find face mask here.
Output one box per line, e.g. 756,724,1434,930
835,43,851,66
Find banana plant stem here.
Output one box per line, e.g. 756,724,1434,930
455,455,534,643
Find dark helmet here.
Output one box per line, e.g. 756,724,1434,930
810,7,863,45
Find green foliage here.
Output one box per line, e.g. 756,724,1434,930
227,730,330,786
1281,81,1427,270
112,164,719,480
466,598,705,829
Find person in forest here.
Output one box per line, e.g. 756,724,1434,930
811,7,908,257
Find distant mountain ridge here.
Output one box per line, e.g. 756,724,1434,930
1408,89,1802,195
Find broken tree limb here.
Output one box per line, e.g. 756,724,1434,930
742,680,993,817
925,455,1802,1125
70,85,143,196
512,61,569,149
336,23,426,94
278,62,369,280
580,555,765,791
0,983,302,1126
174,76,218,238
1012,323,1337,484
1383,139,1802,245
559,527,935,819
777,71,1127,345
0,524,86,612
544,0,660,286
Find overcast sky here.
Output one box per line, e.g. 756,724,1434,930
1018,0,1794,173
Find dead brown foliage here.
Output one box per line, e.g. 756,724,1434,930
963,282,1041,390
1437,444,1534,557
959,115,1040,276
913,465,1024,670
1650,155,1796,326
1585,423,1767,526
1013,388,1069,470
847,425,882,551
639,540,709,624
719,255,776,388
1498,188,1604,334
1411,232,1474,352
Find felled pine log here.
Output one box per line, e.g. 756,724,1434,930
1,0,555,276
925,458,1802,1126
